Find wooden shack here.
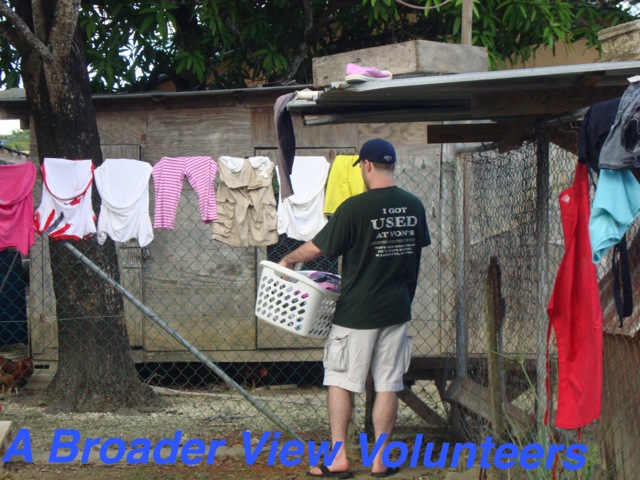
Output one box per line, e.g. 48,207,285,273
0,42,637,370
2,40,640,440
18,86,356,363
0,82,451,364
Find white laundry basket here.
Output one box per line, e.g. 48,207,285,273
255,261,339,339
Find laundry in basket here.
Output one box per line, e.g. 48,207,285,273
297,270,341,293
255,261,340,339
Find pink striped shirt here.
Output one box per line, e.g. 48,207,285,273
152,156,218,229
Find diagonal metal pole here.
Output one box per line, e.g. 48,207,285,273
62,241,304,443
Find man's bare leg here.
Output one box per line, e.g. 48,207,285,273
308,385,352,474
371,391,398,474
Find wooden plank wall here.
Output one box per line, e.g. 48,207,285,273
601,333,640,479
27,91,453,361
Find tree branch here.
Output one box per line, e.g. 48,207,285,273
284,0,314,82
394,0,454,11
0,20,19,46
0,0,53,61
49,0,80,57
31,0,46,41
283,0,354,83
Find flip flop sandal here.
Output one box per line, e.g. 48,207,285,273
371,466,401,477
306,465,355,478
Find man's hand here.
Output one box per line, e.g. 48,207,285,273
278,259,294,270
278,240,323,270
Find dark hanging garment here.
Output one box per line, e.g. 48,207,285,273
274,92,296,200
598,82,640,170
578,97,620,173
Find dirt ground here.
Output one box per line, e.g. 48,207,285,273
2,460,453,480
0,369,461,480
3,461,308,479
0,434,455,479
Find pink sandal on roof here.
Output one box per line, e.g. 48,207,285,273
345,63,393,83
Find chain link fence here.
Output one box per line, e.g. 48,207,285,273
1,149,447,445
453,125,640,478
0,122,638,477
446,141,544,447
445,137,578,479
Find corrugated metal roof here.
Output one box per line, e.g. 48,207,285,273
0,84,305,120
0,84,303,103
287,61,640,125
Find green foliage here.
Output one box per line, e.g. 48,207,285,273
0,37,21,89
0,129,30,153
0,0,636,92
253,43,290,78
175,50,207,82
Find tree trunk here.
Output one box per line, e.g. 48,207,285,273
15,0,157,412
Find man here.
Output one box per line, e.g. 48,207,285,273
278,139,431,478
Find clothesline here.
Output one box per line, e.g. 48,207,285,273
0,153,363,256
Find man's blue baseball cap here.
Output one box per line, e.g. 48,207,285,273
352,138,397,166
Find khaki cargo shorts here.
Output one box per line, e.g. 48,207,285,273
322,322,412,393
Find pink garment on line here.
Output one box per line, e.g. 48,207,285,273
0,162,36,255
152,156,218,230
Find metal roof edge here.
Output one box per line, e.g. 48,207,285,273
289,61,640,105
352,60,640,89
286,61,640,124
0,84,310,104
91,83,308,102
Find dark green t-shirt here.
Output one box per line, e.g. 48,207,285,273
312,186,430,329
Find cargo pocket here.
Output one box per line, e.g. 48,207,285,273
403,335,413,374
323,334,349,372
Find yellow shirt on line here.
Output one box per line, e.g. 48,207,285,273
323,155,366,215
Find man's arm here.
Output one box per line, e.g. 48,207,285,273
279,240,323,269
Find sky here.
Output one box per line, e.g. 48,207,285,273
0,119,20,135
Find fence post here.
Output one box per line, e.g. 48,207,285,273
535,126,550,443
455,150,469,379
487,256,505,444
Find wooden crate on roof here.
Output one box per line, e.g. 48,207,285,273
312,40,488,87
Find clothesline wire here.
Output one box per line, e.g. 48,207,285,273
394,0,454,11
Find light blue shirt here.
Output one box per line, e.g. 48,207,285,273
589,168,640,262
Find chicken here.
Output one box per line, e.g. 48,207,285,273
0,356,34,394
239,365,268,389
0,356,16,374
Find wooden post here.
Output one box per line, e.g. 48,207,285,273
455,148,469,379
487,256,507,480
486,256,506,442
461,0,474,46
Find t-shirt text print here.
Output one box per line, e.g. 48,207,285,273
371,207,418,257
